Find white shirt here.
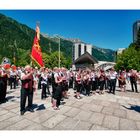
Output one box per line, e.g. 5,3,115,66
91,72,95,81
110,71,117,79
41,74,48,85
54,72,59,79
10,70,17,77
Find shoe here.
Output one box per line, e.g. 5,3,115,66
20,110,25,115
27,108,34,112
77,96,81,99
53,107,60,110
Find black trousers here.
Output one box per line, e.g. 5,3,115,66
96,79,99,89
52,82,56,94
99,80,105,90
0,80,4,102
41,84,47,99
20,88,33,112
109,79,116,94
54,85,62,107
130,80,138,92
0,78,7,102
92,81,97,91
47,83,50,94
106,79,110,90
105,80,108,90
69,77,74,88
84,83,91,95
10,77,16,89
38,77,42,89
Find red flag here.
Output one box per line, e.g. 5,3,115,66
31,26,44,67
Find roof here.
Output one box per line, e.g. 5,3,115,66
74,52,98,64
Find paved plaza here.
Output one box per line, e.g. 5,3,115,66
0,83,140,130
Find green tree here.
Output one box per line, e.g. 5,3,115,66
115,43,140,71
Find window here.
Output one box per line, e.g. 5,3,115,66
84,45,87,53
78,44,81,57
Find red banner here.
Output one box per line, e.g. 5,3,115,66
31,35,44,67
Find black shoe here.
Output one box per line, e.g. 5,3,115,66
20,110,25,115
28,108,34,112
4,98,8,102
0,99,6,104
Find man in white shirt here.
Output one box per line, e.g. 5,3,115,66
109,68,117,94
9,68,17,89
20,65,35,115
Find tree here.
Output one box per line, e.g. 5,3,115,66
115,43,140,71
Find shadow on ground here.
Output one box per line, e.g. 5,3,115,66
32,104,46,111
122,105,140,113
7,91,15,94
6,96,15,100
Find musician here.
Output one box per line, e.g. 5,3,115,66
98,69,106,94
41,69,48,99
0,66,8,104
69,70,74,88
91,69,97,94
130,69,138,93
118,71,126,92
75,70,82,99
20,65,35,115
82,71,91,96
9,67,17,89
17,67,22,86
61,68,69,99
52,68,63,110
109,68,117,94
105,70,111,91
38,67,44,89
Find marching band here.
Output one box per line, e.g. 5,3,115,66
0,64,140,115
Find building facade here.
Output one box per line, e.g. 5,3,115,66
71,41,98,70
72,42,92,63
116,48,125,55
133,21,140,42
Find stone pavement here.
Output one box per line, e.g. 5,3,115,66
0,83,140,130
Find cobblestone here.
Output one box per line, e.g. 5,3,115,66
0,84,140,130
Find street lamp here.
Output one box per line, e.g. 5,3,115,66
54,35,61,68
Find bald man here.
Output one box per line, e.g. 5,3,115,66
20,65,35,115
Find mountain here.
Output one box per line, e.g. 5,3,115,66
0,13,115,66
92,46,115,62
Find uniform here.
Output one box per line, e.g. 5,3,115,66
130,72,138,93
9,69,17,89
109,71,117,94
20,71,34,115
0,69,8,103
41,73,48,99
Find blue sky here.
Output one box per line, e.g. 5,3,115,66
0,10,140,50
